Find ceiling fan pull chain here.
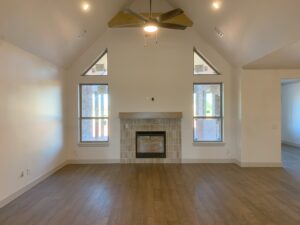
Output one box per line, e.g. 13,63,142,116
144,34,148,47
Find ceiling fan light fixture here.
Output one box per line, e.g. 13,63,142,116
144,24,158,33
212,1,221,10
81,2,90,12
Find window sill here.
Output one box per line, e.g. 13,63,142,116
78,142,109,147
193,142,226,147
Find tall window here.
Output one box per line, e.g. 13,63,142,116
193,83,223,142
194,48,219,75
79,84,109,143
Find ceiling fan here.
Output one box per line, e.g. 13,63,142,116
108,0,193,33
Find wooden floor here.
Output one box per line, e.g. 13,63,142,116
1,150,300,225
282,144,300,171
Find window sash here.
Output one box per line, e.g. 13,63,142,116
193,118,223,142
193,83,223,142
79,84,109,143
80,117,109,119
193,48,220,75
80,118,109,143
82,49,108,76
193,116,223,119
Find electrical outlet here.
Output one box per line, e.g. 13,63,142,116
20,171,25,178
26,169,30,176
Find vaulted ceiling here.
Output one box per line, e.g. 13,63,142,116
1,0,300,69
0,0,131,67
244,41,300,69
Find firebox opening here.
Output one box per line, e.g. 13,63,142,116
136,131,166,158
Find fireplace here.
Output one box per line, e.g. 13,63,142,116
136,131,166,158
120,112,182,163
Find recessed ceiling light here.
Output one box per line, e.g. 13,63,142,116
81,2,90,12
212,1,221,10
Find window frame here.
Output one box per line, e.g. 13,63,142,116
78,83,110,144
81,49,108,76
193,48,220,76
193,83,224,143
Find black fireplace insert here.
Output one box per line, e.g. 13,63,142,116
136,131,166,158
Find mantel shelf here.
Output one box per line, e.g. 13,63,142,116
119,112,182,119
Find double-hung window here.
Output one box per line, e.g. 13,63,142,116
193,83,223,142
79,84,109,143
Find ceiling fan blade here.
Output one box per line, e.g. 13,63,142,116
141,13,193,27
123,9,149,23
159,23,187,30
110,23,144,28
157,8,184,22
108,11,146,28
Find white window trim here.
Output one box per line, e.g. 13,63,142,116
78,83,110,145
193,83,224,143
193,48,220,76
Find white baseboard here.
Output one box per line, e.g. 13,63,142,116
68,159,282,167
0,161,68,209
232,159,242,166
67,159,121,164
282,140,300,148
70,159,235,164
181,158,235,164
68,159,181,164
234,160,282,168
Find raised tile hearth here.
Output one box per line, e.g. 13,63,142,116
120,112,182,163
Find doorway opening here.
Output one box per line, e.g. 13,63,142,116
281,79,300,170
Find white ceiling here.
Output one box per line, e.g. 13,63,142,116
245,41,300,69
168,0,300,68
0,0,130,67
1,0,300,69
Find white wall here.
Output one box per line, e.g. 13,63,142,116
238,69,300,166
232,68,243,162
282,81,300,147
0,40,66,204
66,28,237,162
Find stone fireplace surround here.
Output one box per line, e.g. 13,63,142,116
120,112,182,163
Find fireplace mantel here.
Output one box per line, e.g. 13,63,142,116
119,112,182,119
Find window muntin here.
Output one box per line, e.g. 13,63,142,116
79,84,109,143
193,83,223,142
83,50,108,76
194,49,219,75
